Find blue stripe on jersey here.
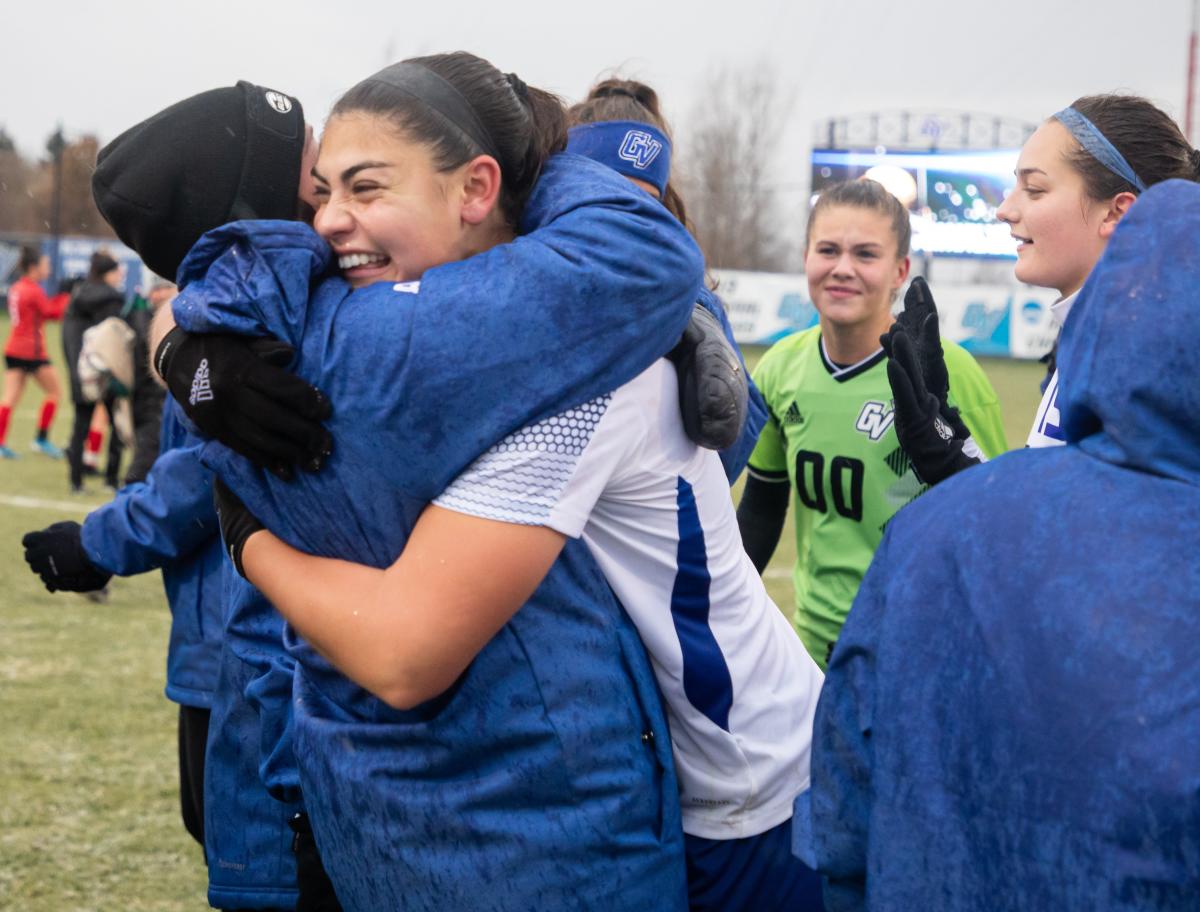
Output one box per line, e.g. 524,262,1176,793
670,476,734,732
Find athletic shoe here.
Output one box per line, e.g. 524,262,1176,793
31,439,63,459
0,445,18,459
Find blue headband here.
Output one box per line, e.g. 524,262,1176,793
1053,107,1147,193
566,121,672,197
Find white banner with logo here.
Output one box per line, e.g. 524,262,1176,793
714,268,1059,360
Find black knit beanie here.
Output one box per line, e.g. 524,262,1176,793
92,81,305,281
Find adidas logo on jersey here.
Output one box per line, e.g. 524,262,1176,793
783,401,804,425
854,400,895,441
189,358,214,406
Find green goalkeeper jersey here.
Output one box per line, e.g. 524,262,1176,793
748,327,1007,669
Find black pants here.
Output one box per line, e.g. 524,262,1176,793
177,704,209,848
124,378,165,486
67,397,124,489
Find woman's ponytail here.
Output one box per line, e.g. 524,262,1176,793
507,84,568,215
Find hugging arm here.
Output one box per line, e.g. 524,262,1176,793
152,225,334,474
163,159,704,486
225,488,565,710
690,288,768,480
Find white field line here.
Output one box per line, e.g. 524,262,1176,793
0,494,94,515
764,568,791,580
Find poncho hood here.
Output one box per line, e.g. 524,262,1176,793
1058,179,1200,484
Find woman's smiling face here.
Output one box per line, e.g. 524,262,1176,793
996,120,1112,298
805,203,908,331
311,113,468,288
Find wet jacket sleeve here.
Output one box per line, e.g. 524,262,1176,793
173,220,330,343
79,417,218,575
805,529,892,911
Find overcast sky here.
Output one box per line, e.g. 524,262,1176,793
3,0,1192,242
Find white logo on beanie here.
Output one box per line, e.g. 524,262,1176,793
264,91,293,114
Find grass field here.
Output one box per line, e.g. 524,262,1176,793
0,323,1045,910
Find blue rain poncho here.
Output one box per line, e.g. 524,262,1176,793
798,179,1200,911
175,153,703,911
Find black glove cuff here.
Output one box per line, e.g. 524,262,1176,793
154,325,188,381
910,432,983,486
213,478,265,579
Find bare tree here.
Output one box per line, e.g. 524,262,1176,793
1,130,115,238
35,135,114,238
0,141,39,233
678,65,793,272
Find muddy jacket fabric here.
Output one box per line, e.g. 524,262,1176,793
797,179,1200,911
174,153,703,911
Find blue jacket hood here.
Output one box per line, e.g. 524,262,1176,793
1058,179,1200,484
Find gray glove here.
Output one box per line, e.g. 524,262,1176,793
669,303,749,451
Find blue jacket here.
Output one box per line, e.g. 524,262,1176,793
174,153,703,911
80,399,224,708
797,180,1200,911
696,286,767,481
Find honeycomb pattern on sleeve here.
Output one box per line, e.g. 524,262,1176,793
435,394,613,525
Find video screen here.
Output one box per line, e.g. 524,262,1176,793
810,148,1020,257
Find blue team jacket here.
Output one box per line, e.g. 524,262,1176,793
797,180,1200,910
80,399,224,708
174,153,703,911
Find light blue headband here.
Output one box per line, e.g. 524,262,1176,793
1053,107,1147,193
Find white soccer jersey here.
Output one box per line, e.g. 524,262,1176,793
436,360,824,840
1026,292,1077,449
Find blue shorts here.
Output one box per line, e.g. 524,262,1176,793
685,816,823,912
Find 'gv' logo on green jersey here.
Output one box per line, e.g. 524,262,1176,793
855,401,895,441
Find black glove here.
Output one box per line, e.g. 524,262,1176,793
155,327,333,479
669,303,749,451
22,521,113,593
213,477,265,579
289,812,342,912
880,277,970,440
886,331,982,485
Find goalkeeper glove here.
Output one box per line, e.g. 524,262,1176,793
669,303,749,451
881,277,970,439
885,330,982,485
